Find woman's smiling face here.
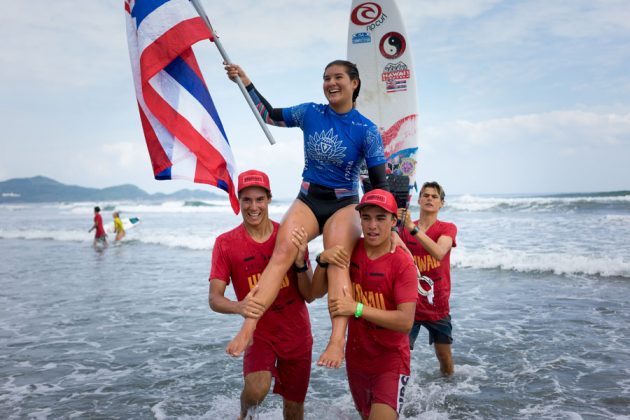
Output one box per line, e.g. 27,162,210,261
323,64,358,112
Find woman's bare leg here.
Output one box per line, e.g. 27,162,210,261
226,200,319,356
317,204,361,368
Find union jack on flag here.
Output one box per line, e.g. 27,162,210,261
125,0,239,213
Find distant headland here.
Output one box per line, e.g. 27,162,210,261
0,176,223,203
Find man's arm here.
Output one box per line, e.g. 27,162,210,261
209,279,240,314
358,301,416,333
329,287,415,333
290,227,317,303
414,233,453,261
309,265,328,299
295,267,315,303
398,210,453,261
308,245,351,299
209,279,265,319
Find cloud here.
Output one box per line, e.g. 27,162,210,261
403,0,630,100
101,141,147,168
0,0,342,90
0,1,126,89
417,108,630,193
196,0,349,80
424,109,630,150
223,124,306,198
402,0,630,41
400,0,501,22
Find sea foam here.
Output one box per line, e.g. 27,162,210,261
455,247,630,278
448,193,630,212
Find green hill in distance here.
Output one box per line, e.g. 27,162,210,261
0,176,223,203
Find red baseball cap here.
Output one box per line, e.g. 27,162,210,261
237,170,271,193
356,189,398,214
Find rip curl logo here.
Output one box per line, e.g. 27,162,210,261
351,2,382,25
351,2,387,31
307,129,346,166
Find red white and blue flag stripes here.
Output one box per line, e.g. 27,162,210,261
125,0,239,213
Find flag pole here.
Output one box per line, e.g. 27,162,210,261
189,0,276,145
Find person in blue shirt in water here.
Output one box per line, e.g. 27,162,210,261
224,60,397,368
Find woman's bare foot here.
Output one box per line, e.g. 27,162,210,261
226,323,255,357
317,338,345,368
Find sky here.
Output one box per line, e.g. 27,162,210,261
1,0,629,199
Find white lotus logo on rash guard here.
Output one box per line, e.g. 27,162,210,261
307,129,347,166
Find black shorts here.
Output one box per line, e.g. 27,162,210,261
297,181,359,233
409,315,453,349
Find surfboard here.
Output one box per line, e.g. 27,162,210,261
347,0,419,206
105,217,141,234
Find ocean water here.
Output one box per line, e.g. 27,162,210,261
1,192,629,419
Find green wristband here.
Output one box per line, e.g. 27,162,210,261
354,302,364,318
409,225,420,236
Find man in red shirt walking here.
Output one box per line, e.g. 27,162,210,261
89,206,107,246
329,189,417,419
209,170,316,420
398,181,457,376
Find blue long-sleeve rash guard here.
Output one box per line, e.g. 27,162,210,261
246,84,389,193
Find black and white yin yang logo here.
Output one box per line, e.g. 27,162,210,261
379,32,406,60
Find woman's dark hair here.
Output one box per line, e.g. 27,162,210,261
324,60,361,104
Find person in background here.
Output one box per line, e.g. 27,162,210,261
328,189,417,419
89,206,107,247
113,211,125,242
398,181,457,376
209,170,318,420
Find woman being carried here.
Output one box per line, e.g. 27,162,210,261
225,60,390,368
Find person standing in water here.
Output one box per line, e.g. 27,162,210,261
89,206,107,246
398,181,457,376
209,170,318,420
224,60,394,368
112,211,125,242
328,189,417,419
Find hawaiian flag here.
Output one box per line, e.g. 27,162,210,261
125,0,239,213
